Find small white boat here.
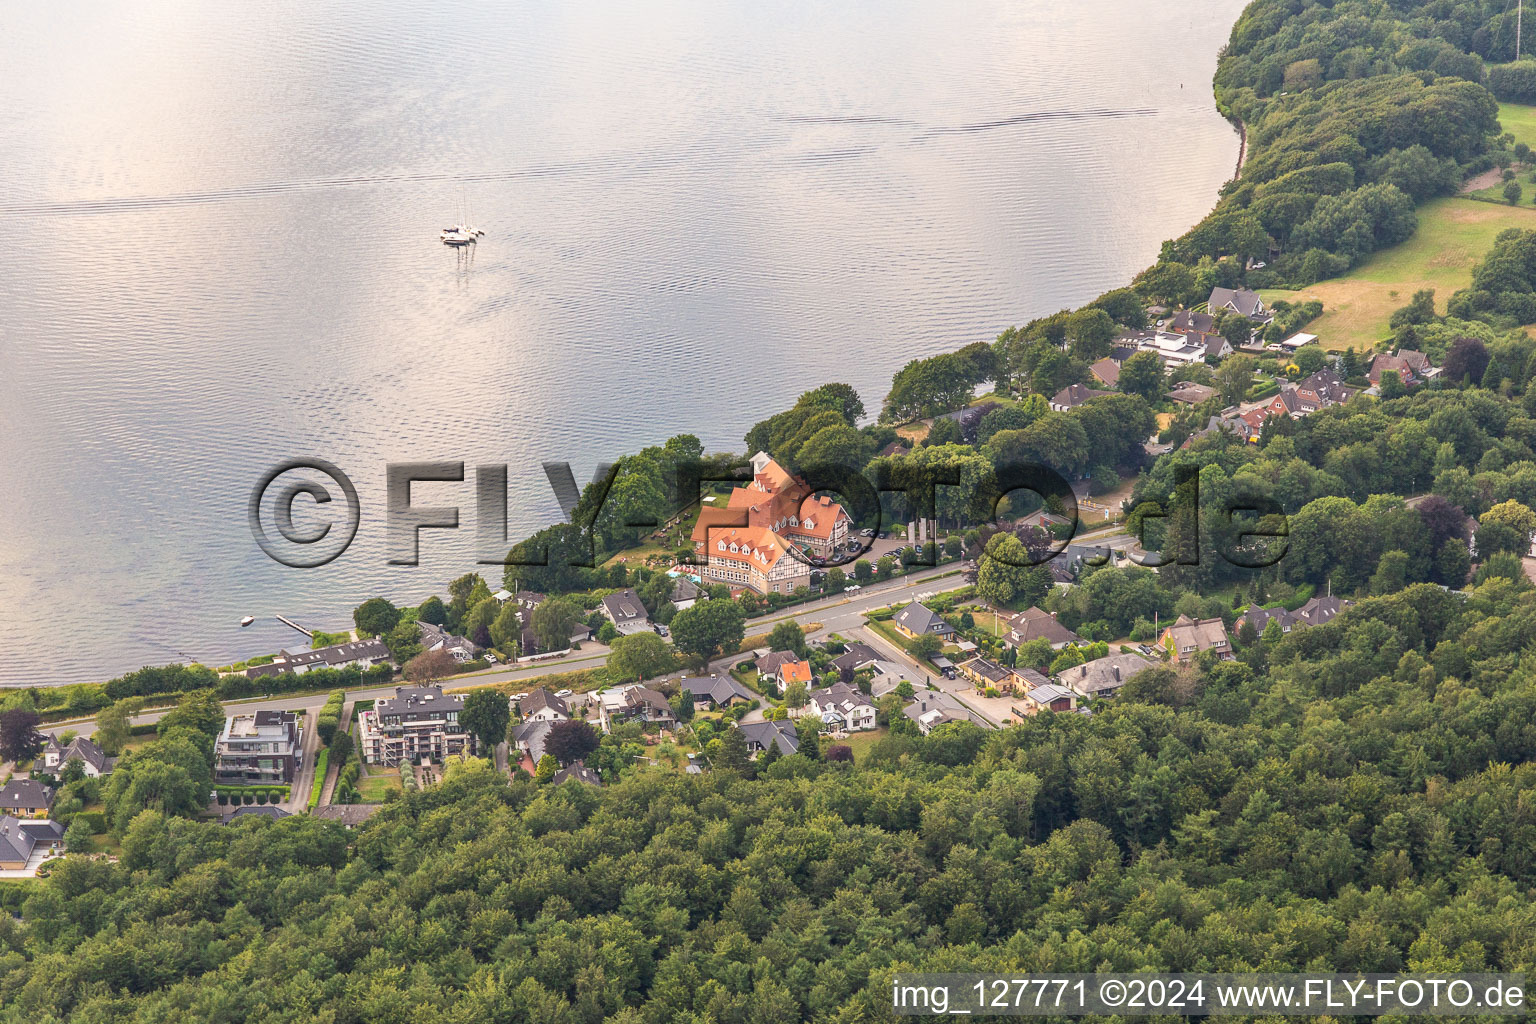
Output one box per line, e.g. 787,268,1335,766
240,615,255,627
440,224,485,246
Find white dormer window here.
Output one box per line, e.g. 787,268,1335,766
789,515,799,526
803,518,814,530
717,540,726,551
729,542,739,552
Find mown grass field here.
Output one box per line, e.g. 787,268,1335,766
1500,102,1536,151
1261,196,1536,351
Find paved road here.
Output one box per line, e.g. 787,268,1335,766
37,559,977,740
42,536,1139,743
283,709,320,813
854,624,1004,727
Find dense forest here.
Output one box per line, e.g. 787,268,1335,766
5,588,1536,1023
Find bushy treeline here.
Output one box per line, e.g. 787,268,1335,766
1135,0,1517,294
4,583,1536,1021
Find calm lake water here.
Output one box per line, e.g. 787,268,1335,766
0,0,1244,685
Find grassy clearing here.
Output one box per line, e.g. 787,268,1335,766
1261,197,1536,351
356,773,401,803
1500,102,1536,152
832,727,888,763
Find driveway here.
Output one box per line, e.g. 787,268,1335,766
282,709,320,813
855,624,1004,728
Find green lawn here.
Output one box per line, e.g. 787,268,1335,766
1501,102,1536,152
1261,195,1536,350
356,773,401,803
832,727,888,763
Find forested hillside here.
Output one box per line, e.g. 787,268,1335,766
4,596,1536,1024
1134,0,1528,295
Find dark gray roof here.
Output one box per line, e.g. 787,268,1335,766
1057,652,1155,696
601,588,649,624
271,637,391,671
669,577,702,603
0,816,62,864
893,602,953,636
735,720,799,756
551,761,602,786
520,687,569,718
831,642,882,674
680,674,754,706
511,719,555,762
312,804,383,825
222,805,291,823
1208,286,1268,320
0,779,55,812
376,685,465,718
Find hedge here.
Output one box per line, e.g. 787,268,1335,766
307,749,329,810
317,690,345,744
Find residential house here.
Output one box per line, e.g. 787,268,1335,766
311,804,382,828
38,735,109,777
0,780,55,818
1056,652,1156,700
1089,357,1121,388
1239,595,1351,636
417,621,480,663
1160,615,1233,662
774,659,813,692
511,719,555,767
1049,383,1114,412
1167,382,1216,405
595,684,676,731
245,637,392,678
736,719,800,757
1207,286,1271,323
807,682,877,731
214,710,301,786
1005,606,1082,650
831,642,882,676
520,687,571,722
1181,413,1246,449
669,576,703,611
865,660,919,698
358,685,475,765
222,805,290,824
0,816,64,871
903,691,991,734
892,602,956,641
1369,350,1435,388
1142,331,1218,365
1169,309,1218,335
551,761,602,786
680,674,755,710
599,588,653,636
691,451,852,595
959,656,1013,691
755,650,804,678
1293,368,1358,410
1021,683,1078,714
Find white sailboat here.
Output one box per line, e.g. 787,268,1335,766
440,195,485,245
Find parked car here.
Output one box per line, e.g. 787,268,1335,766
555,688,573,698
1136,644,1155,656
845,583,861,591
484,652,498,664
860,528,875,537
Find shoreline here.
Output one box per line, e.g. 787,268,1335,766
14,24,1251,696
